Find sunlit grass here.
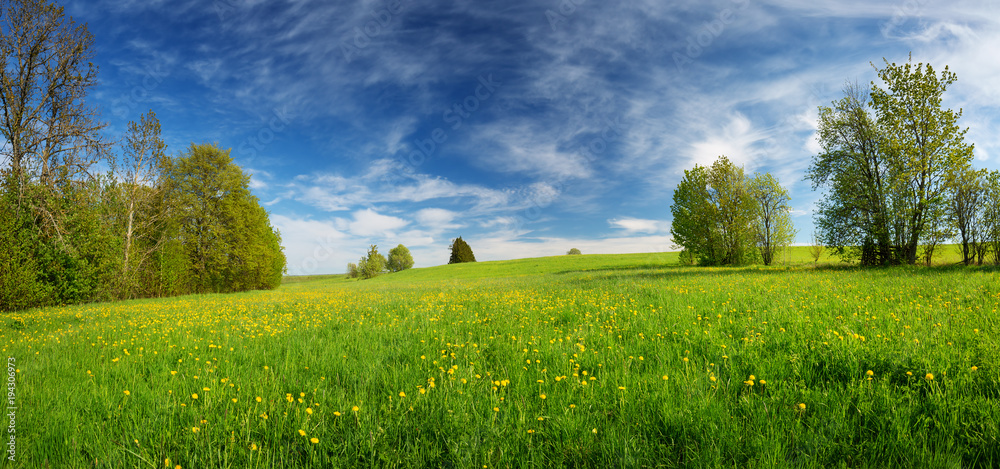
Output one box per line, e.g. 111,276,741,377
3,248,999,467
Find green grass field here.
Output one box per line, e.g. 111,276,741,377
3,247,999,468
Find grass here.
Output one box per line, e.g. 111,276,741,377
3,247,999,467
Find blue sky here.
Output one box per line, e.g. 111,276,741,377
65,0,1000,274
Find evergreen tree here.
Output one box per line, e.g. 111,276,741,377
448,237,477,264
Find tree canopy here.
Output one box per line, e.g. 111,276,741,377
387,244,414,272
807,56,974,265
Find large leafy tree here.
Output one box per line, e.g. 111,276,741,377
809,56,974,265
670,156,759,266
0,0,113,309
160,143,285,293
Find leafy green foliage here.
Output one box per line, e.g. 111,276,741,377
449,236,477,264
159,143,286,293
809,56,975,265
358,245,387,279
749,173,796,265
670,156,760,266
386,244,414,272
567,248,582,255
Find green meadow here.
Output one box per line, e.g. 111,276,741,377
3,247,999,468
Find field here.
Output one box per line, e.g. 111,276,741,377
3,247,999,468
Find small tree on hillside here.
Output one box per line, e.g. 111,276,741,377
387,244,414,272
448,237,477,264
567,248,582,255
358,245,386,279
809,232,825,265
346,262,359,279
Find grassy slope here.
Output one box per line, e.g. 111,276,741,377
4,247,1000,468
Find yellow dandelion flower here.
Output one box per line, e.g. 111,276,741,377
798,403,806,410
493,407,499,412
334,411,341,417
592,428,598,434
759,380,766,385
709,376,716,382
540,394,546,399
748,375,756,381
399,391,406,398
170,371,177,375
682,357,689,362
298,429,306,436
352,406,359,412
971,366,978,372
310,438,319,444
569,404,576,408
256,396,262,402
203,387,210,391
662,375,669,380
866,370,874,377
527,429,535,434
925,373,934,381
906,371,913,376
232,398,237,403
250,443,258,451
306,407,313,414
124,390,130,396
618,386,625,390
191,393,198,400
191,427,200,433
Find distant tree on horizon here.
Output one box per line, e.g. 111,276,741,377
567,248,582,255
387,244,414,272
449,237,476,264
358,245,386,279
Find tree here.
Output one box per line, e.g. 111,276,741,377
160,143,285,293
358,245,386,279
749,173,796,265
448,236,476,264
0,0,107,231
984,171,1000,265
808,56,975,265
112,111,166,297
386,244,414,272
809,232,825,265
346,262,359,279
670,156,759,266
567,248,582,255
950,168,986,265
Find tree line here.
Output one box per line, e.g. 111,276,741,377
0,0,285,312
673,55,999,267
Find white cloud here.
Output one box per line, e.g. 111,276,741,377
415,208,461,229
608,218,671,234
342,209,408,238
